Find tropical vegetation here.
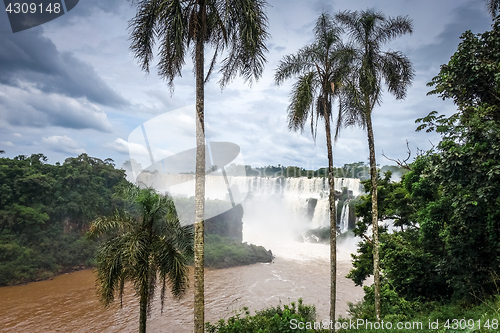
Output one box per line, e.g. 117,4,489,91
345,7,500,328
205,298,325,333
0,154,126,286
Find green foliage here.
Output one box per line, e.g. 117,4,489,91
350,114,500,302
128,0,269,90
0,153,127,285
335,9,414,133
274,12,352,141
416,107,500,300
427,20,500,122
204,234,273,268
348,283,422,322
206,298,324,333
344,294,500,333
350,16,500,315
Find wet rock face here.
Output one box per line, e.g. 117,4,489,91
306,198,318,221
205,204,243,241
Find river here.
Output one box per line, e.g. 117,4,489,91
0,226,367,332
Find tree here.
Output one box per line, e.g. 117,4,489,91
128,1,269,331
274,13,352,330
335,9,414,321
427,19,500,124
416,18,500,298
88,186,193,333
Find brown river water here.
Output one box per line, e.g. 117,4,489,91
0,226,368,333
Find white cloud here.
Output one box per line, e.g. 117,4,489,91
1,141,14,147
41,135,86,155
106,138,149,156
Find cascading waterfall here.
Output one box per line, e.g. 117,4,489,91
227,176,361,231
339,200,350,234
136,173,361,231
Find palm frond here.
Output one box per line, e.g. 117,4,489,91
128,0,160,74
218,0,270,87
486,0,500,18
314,12,342,49
375,15,413,44
274,46,316,85
336,10,368,47
316,95,332,119
156,0,189,91
287,71,316,133
379,51,414,100
92,185,193,321
95,235,130,306
88,211,136,238
155,237,190,300
335,78,367,140
146,266,157,316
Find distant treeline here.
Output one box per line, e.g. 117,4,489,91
228,162,408,180
0,153,127,285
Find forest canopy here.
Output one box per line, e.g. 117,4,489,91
0,153,127,285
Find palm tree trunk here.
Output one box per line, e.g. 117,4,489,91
194,13,206,333
323,97,337,332
139,283,148,333
366,112,381,321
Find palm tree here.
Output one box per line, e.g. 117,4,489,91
88,186,194,333
274,13,352,330
335,9,414,321
128,2,269,331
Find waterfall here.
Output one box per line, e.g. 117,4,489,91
135,173,361,229
339,200,350,234
228,177,361,229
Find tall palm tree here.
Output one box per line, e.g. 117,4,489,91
128,2,269,331
88,185,194,333
335,9,414,321
274,13,352,330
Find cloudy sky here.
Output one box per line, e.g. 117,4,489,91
0,0,494,173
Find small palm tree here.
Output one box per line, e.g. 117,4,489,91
335,9,414,321
274,13,352,330
128,2,269,331
88,185,194,333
